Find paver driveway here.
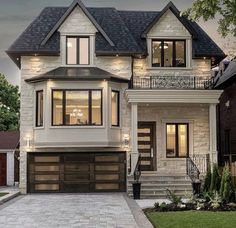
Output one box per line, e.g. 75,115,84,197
0,193,138,228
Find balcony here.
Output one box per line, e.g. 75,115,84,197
129,76,214,90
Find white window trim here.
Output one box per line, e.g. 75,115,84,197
61,34,95,67
160,119,194,161
147,37,192,69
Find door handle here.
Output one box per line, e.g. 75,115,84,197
151,148,154,158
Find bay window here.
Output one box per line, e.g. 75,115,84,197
36,90,44,127
166,123,189,157
111,91,119,126
152,40,186,67
66,37,90,65
52,89,102,126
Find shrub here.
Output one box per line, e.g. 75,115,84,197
166,189,182,205
210,163,221,192
203,163,211,192
220,165,235,203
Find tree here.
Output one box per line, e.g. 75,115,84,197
182,0,236,37
0,73,20,131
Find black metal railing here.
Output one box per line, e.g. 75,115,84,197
134,155,141,182
186,157,200,182
191,154,210,174
130,76,214,90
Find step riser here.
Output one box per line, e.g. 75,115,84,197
127,175,193,198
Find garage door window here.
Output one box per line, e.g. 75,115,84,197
52,89,102,126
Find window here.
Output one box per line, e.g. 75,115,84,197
66,37,90,65
152,40,186,67
52,90,102,126
36,90,43,127
166,123,189,157
111,91,119,126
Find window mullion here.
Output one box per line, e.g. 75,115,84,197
63,91,66,125
77,38,80,65
173,41,176,67
176,123,179,157
89,90,92,125
161,40,164,67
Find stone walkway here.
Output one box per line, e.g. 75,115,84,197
0,193,141,228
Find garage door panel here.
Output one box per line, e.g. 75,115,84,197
28,152,126,193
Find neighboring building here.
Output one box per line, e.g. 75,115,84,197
0,131,20,186
7,0,225,196
214,59,236,166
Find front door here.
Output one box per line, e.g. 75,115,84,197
138,122,156,171
0,153,7,186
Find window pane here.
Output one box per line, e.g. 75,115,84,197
79,38,89,65
178,124,188,156
53,91,63,125
111,91,119,126
176,41,186,67
65,91,89,125
67,38,77,64
92,91,102,125
164,41,173,67
36,91,43,126
152,41,162,67
166,124,176,157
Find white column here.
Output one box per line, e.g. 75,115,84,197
209,103,217,164
131,103,139,174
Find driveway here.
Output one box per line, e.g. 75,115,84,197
0,193,150,228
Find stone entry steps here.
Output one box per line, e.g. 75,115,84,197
127,175,193,199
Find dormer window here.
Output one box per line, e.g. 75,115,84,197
152,40,186,67
66,37,90,65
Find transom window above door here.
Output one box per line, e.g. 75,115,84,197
152,40,186,67
66,37,90,65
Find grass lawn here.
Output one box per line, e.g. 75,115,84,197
0,192,8,197
146,211,236,228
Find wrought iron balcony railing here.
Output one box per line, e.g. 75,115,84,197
130,76,214,90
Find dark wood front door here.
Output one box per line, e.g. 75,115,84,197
28,152,126,193
0,154,7,186
138,122,156,171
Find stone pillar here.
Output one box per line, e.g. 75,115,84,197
209,103,217,164
130,103,138,174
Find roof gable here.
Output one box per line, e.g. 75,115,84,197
141,1,198,39
41,0,114,47
147,9,191,37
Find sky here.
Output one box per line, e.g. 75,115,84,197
0,0,235,86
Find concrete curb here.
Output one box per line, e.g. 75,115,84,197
124,195,153,228
0,191,20,205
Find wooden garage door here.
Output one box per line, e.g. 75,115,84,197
0,154,7,186
28,152,126,193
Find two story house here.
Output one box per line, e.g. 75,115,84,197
7,0,225,196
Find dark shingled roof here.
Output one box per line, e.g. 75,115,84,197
214,59,236,89
7,1,225,67
25,67,129,83
0,131,20,150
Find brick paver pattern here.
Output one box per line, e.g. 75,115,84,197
0,193,138,228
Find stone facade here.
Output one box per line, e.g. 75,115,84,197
138,104,209,174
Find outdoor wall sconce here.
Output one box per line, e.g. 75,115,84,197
123,134,130,149
24,135,31,149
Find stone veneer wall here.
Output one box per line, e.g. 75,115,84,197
138,104,209,174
